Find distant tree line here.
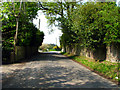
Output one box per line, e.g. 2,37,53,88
39,44,61,52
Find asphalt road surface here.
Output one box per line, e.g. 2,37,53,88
1,51,119,88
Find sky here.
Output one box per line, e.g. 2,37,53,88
33,10,62,46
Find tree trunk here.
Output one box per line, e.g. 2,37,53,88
13,17,19,61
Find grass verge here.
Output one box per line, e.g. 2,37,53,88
61,52,120,85
49,49,61,51
49,49,57,51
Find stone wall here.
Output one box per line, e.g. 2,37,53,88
74,45,81,55
10,46,38,63
106,43,120,62
63,43,120,63
65,44,107,62
66,45,76,55
15,46,26,61
92,45,106,61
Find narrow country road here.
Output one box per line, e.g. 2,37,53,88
1,51,118,88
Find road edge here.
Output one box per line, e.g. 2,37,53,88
61,53,120,88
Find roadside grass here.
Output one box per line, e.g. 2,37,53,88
61,52,120,83
49,49,57,51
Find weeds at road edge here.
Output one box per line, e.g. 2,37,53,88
61,52,120,84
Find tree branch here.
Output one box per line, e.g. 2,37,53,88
2,40,14,45
38,2,62,16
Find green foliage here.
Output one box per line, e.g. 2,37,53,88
70,2,120,49
39,44,61,52
53,45,61,51
59,2,120,50
42,2,78,48
2,2,44,46
16,23,44,46
2,2,44,60
47,44,56,49
39,44,52,52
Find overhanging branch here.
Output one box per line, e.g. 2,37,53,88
38,2,62,16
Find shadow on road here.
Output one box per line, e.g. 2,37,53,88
2,51,118,88
2,63,118,88
2,51,68,65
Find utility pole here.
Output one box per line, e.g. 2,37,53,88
56,37,57,46
39,19,40,30
38,2,40,30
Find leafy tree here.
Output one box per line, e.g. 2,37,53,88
70,2,120,50
40,1,79,51
37,2,120,52
2,2,44,61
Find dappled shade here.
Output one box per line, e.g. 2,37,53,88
2,52,117,88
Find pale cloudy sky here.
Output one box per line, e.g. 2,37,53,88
33,10,62,46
